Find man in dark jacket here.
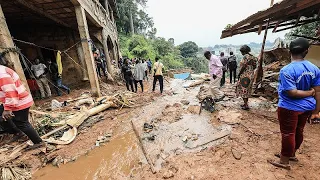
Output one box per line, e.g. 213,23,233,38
47,59,70,96
219,52,228,87
228,51,237,84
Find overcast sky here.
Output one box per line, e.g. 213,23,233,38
146,0,288,47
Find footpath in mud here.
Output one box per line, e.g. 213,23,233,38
2,77,320,180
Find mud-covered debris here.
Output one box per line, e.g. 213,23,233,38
162,165,178,179
52,156,63,167
187,105,201,114
95,133,112,146
143,123,154,133
180,100,190,105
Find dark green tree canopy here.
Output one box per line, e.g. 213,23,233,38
178,41,199,58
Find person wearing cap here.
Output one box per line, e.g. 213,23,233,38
236,45,257,110
268,38,320,170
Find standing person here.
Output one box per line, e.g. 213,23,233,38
142,59,148,81
134,60,144,92
236,45,257,110
268,38,320,170
31,58,51,99
228,51,237,84
47,59,70,96
122,59,135,92
219,52,228,87
0,64,43,148
147,59,152,73
204,51,225,101
94,52,106,78
100,50,107,75
152,58,164,94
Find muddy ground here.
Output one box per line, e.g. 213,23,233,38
4,77,320,180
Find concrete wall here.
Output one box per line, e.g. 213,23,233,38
10,26,84,88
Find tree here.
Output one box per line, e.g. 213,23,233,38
152,37,174,57
285,22,320,41
116,0,154,35
168,38,175,45
178,41,199,58
127,35,156,58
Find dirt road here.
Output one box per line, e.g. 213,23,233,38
32,79,320,179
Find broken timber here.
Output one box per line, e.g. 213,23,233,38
131,120,157,174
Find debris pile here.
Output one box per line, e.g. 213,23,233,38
0,92,134,179
254,48,291,100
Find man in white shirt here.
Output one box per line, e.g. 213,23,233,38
152,57,164,93
204,51,224,101
31,59,51,99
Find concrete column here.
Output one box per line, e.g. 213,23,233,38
76,43,89,81
102,29,113,75
0,5,30,93
75,6,100,97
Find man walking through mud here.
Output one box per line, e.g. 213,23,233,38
268,38,320,170
152,57,164,94
204,51,225,101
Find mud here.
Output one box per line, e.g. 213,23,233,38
9,78,320,180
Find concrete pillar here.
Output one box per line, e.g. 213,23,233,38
0,5,30,93
75,6,100,97
76,43,89,81
102,29,113,75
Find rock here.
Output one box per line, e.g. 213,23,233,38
187,105,201,114
223,97,230,101
173,103,182,107
231,148,242,160
182,136,188,142
163,170,174,179
180,100,190,105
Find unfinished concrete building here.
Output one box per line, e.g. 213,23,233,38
0,0,120,97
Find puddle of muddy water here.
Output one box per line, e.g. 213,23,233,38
34,131,140,180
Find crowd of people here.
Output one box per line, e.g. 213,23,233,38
206,38,320,170
26,57,70,99
120,57,164,93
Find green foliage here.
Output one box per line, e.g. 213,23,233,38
119,34,209,73
285,22,320,41
116,0,154,35
178,41,199,58
224,24,233,30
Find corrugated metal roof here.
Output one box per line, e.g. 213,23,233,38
221,0,320,39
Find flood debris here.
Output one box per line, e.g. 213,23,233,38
95,133,112,146
0,165,31,180
131,120,157,174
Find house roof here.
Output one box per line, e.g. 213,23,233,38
221,0,320,39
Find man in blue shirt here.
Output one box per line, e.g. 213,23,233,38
269,38,320,169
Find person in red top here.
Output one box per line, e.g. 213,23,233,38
0,64,43,147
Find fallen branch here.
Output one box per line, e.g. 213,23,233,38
131,120,157,174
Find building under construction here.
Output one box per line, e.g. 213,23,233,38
0,0,120,97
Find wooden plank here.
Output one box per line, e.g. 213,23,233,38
15,0,71,28
75,5,101,97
